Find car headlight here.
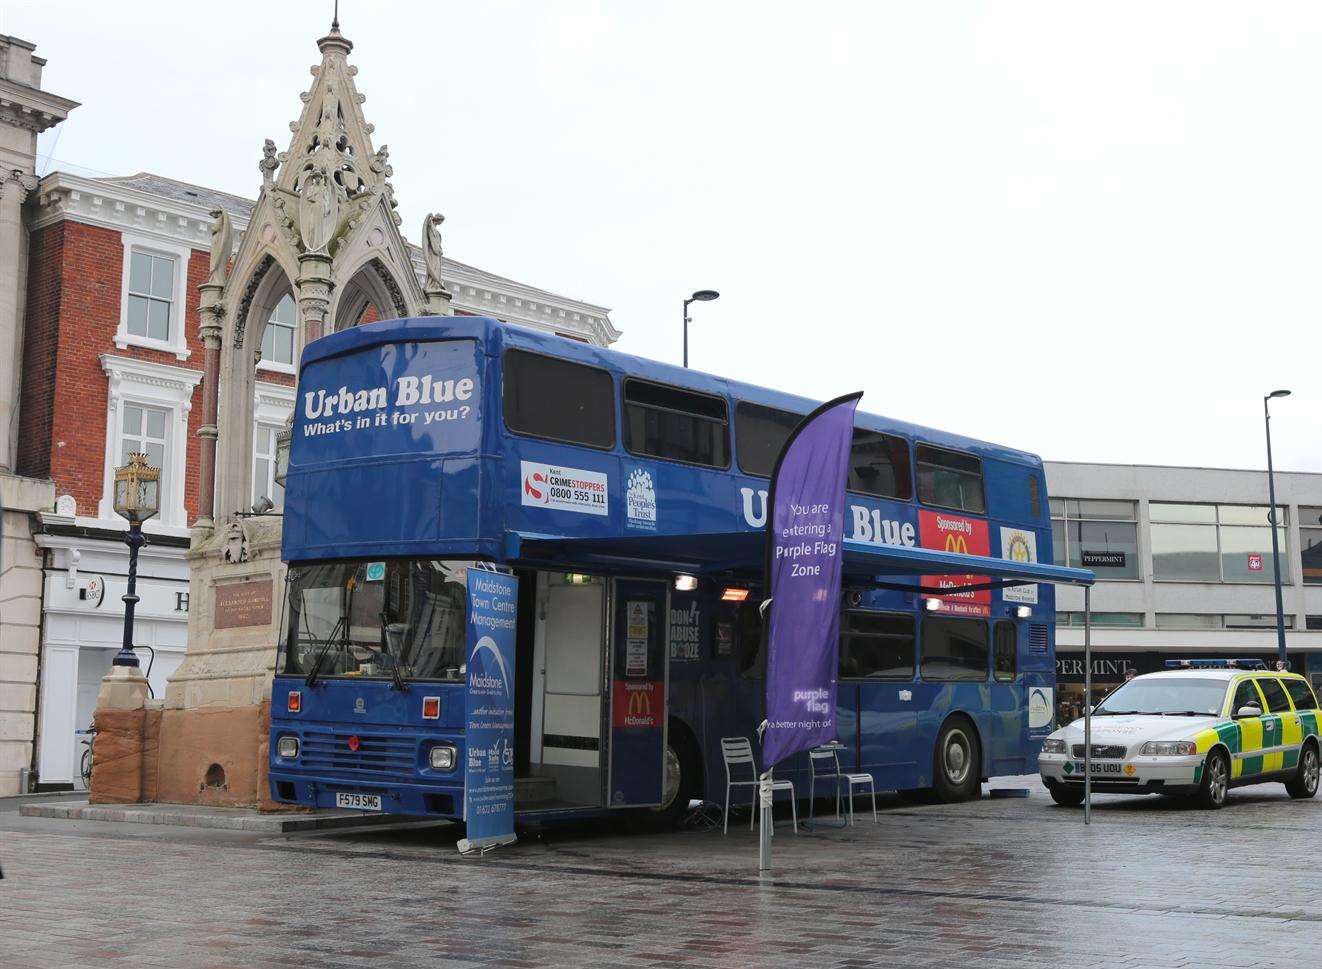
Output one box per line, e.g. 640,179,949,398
429,745,456,770
277,735,299,759
1141,741,1196,757
1040,739,1066,754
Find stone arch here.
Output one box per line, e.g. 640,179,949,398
213,256,298,522
331,256,410,332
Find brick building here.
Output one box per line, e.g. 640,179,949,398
2,31,617,793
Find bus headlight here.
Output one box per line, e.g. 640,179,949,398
429,745,456,770
1040,739,1066,754
1141,741,1196,757
277,735,299,759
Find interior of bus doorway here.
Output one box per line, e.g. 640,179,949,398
514,571,669,813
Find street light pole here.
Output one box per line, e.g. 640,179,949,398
681,289,719,368
111,453,161,669
1264,390,1291,668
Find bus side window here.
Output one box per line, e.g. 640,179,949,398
839,611,915,679
503,348,616,449
993,621,1016,681
849,431,912,501
916,444,985,515
623,379,730,469
1027,474,1041,518
921,616,989,681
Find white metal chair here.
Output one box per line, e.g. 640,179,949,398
720,736,797,835
809,745,877,825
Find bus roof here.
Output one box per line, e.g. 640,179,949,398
300,315,1046,469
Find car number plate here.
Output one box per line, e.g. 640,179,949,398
335,792,382,811
1071,761,1123,775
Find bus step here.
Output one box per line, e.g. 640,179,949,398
514,776,557,808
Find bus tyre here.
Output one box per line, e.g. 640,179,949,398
1285,742,1320,799
1196,749,1229,809
647,733,698,828
932,719,981,803
1045,781,1085,807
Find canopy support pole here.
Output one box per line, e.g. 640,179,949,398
758,772,772,872
1083,585,1092,826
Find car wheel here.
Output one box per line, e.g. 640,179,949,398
1045,781,1085,807
1195,749,1229,809
932,719,981,803
1285,743,1320,800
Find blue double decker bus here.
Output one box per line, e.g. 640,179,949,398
269,315,1091,825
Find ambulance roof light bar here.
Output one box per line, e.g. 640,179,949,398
1163,658,1269,670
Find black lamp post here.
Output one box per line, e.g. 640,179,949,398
111,453,161,668
1264,389,1291,668
682,289,720,368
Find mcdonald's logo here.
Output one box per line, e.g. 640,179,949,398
944,534,970,555
628,690,652,717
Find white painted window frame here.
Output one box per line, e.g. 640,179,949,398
115,231,193,361
97,354,204,530
253,381,295,510
255,294,299,376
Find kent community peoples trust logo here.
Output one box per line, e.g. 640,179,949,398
626,468,656,528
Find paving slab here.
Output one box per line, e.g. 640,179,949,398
18,799,416,832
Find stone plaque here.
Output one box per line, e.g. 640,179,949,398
214,579,273,630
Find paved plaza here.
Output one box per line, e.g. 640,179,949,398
2,777,1321,968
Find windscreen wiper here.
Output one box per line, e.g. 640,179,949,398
304,616,346,688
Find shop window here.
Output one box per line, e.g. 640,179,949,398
1151,503,1288,585
915,444,984,514
920,616,987,681
1155,614,1221,630
1300,506,1322,586
1307,616,1322,631
503,349,615,449
623,378,728,468
1284,678,1319,711
839,611,914,679
1057,612,1143,628
1050,498,1139,579
993,621,1016,681
1254,677,1292,714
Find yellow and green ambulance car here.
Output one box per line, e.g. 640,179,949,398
1038,663,1321,809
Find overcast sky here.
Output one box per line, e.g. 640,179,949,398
8,1,1320,473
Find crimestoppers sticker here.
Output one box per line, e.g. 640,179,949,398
520,461,608,516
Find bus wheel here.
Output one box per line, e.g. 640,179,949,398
932,718,981,803
647,735,697,828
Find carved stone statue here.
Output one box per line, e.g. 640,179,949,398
422,213,445,292
299,168,339,255
259,139,279,187
207,208,233,286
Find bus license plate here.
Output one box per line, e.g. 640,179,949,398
336,792,382,811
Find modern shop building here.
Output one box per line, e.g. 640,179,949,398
1046,461,1322,724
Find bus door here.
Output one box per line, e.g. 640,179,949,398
530,572,606,808
607,578,669,808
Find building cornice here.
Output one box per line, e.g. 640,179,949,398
32,169,620,345
0,75,78,134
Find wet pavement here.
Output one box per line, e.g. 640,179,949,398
2,775,1320,968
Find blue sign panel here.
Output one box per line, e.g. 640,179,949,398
609,579,668,807
458,567,518,853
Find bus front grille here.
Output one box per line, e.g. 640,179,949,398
300,730,416,774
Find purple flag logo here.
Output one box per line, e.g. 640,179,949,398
761,391,862,770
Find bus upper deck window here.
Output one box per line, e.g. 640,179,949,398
624,379,729,469
734,401,801,477
849,430,912,500
916,444,986,514
503,349,615,449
